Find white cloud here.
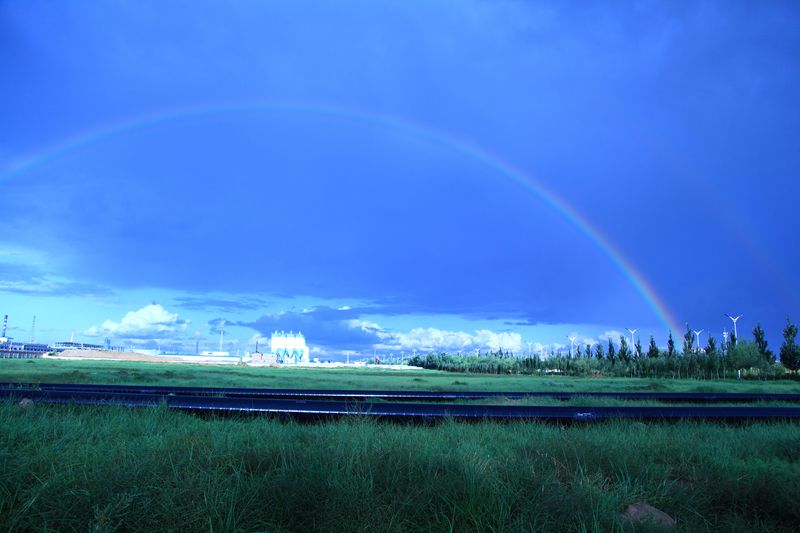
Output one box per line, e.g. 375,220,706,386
598,330,626,344
84,304,189,339
346,319,393,340
532,342,548,353
309,345,330,356
473,329,523,352
248,332,269,344
384,327,522,353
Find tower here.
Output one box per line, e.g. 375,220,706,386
725,314,742,339
626,328,638,357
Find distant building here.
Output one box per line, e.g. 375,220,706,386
102,338,127,352
270,331,310,364
52,340,104,352
0,314,50,358
250,351,278,365
0,338,50,358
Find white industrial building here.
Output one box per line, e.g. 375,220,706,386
270,331,310,364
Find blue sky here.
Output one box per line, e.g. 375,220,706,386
1,1,798,358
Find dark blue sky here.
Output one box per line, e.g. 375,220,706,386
1,1,798,357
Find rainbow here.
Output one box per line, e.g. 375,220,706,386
0,100,682,334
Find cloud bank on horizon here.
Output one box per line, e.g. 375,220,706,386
1,1,798,356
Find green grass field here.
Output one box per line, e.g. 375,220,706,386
3,358,800,394
1,359,799,531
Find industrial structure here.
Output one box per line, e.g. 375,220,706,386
269,331,310,364
0,315,50,359
0,312,312,364
201,324,230,356
52,340,105,351
0,314,126,358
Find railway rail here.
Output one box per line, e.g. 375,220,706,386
2,383,800,422
1,381,799,403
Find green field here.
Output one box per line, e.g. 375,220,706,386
3,358,800,394
1,359,800,531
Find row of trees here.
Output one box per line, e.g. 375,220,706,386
404,318,800,380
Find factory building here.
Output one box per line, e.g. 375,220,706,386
0,315,50,359
0,339,50,359
270,331,310,364
52,340,104,352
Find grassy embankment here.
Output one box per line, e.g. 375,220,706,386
1,359,799,531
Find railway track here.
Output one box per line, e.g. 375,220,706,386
1,381,799,403
2,383,800,422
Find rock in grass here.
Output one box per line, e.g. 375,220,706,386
18,398,34,408
621,502,675,529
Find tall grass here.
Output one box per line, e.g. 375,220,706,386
1,402,798,531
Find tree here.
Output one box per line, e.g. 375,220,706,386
705,335,717,356
575,344,583,358
683,324,694,354
618,336,631,363
753,323,775,364
667,331,676,357
647,335,660,358
635,337,643,360
585,344,593,360
729,340,761,371
595,343,605,360
607,338,617,364
780,317,800,371
704,336,720,379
